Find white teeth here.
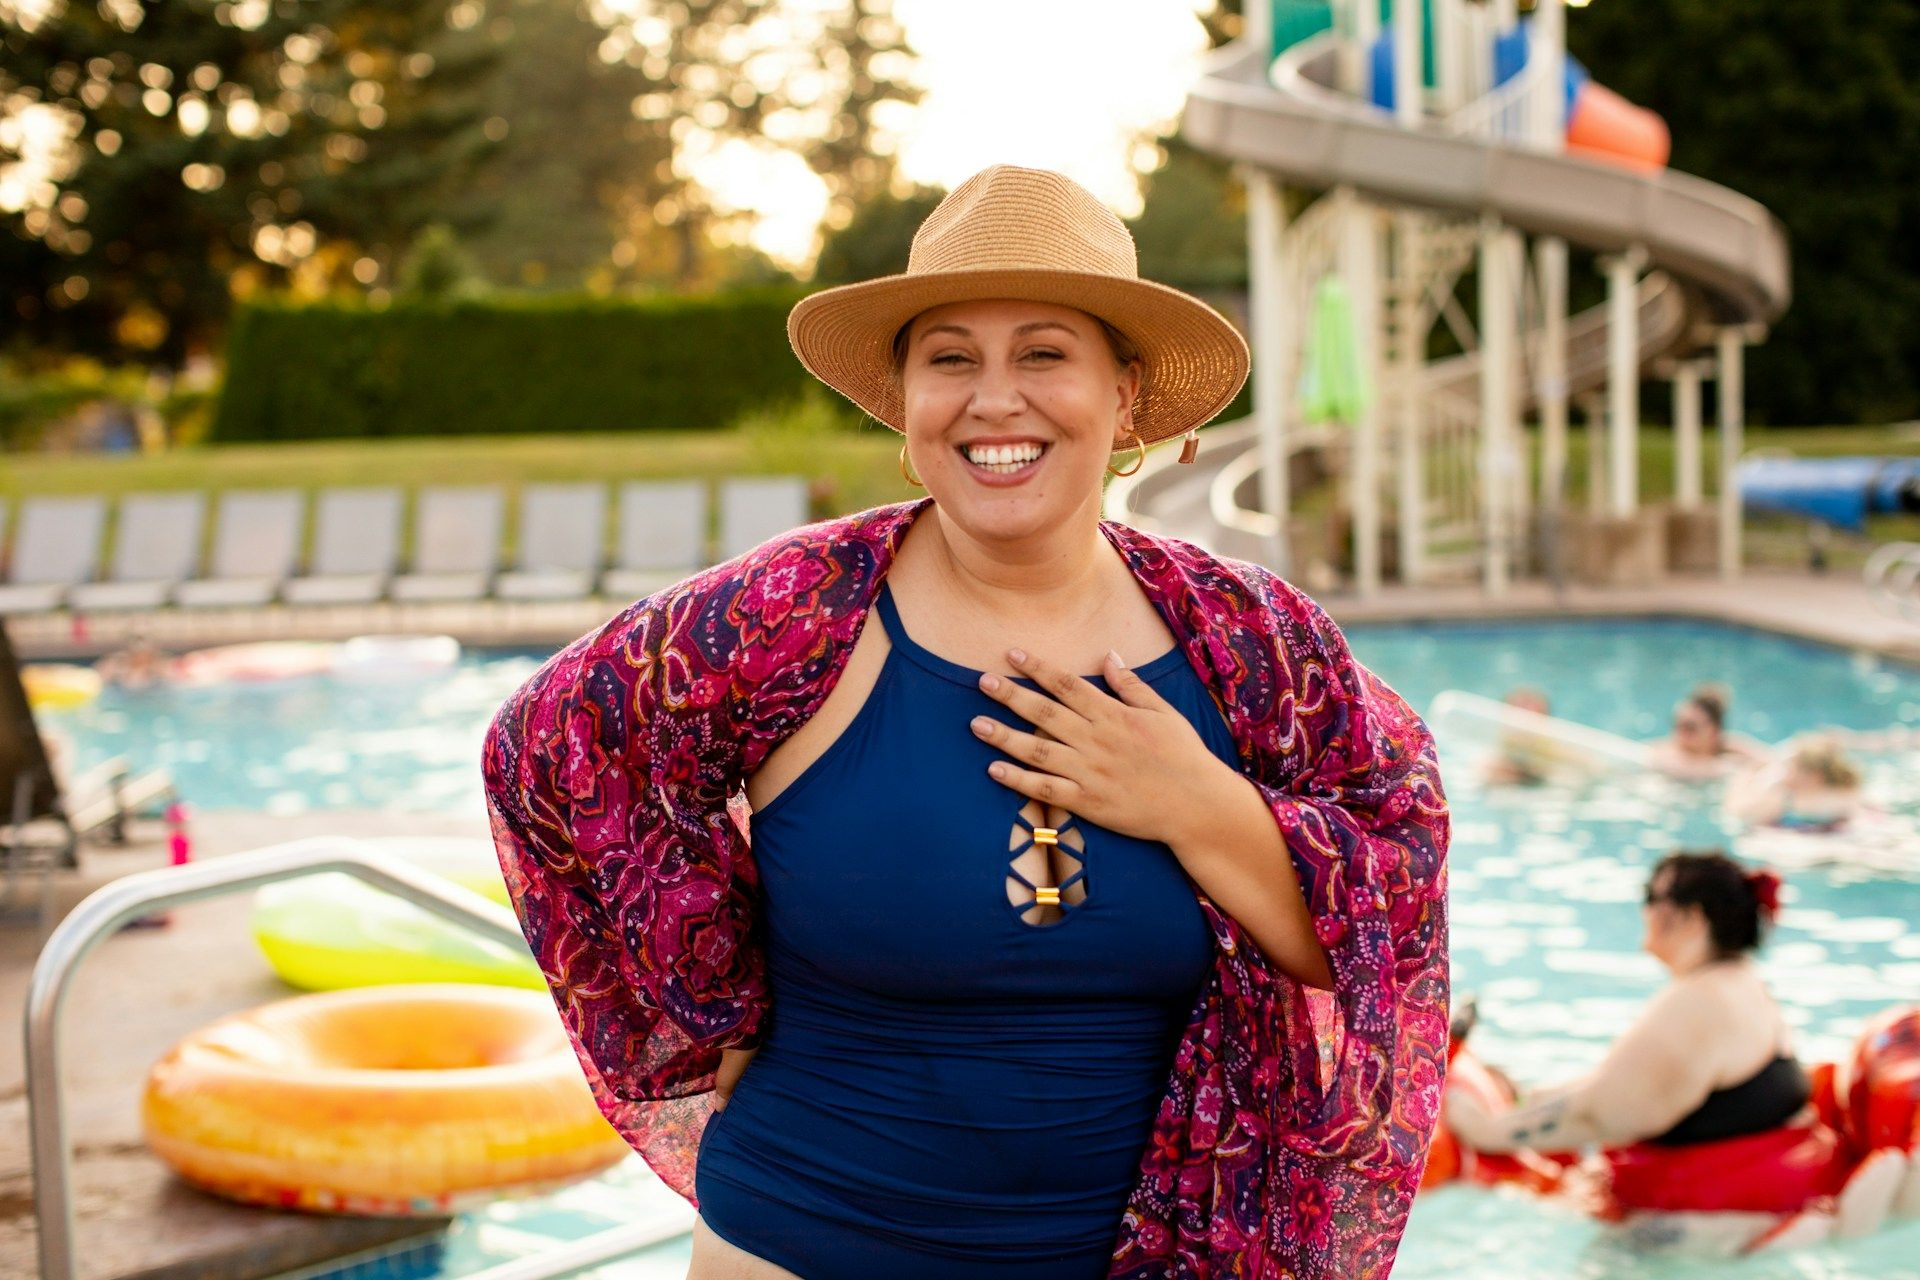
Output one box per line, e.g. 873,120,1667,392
963,443,1044,468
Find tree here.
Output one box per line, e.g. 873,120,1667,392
811,182,940,284
0,0,500,367
1570,0,1920,424
578,0,919,289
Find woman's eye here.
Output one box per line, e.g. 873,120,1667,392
1024,348,1063,362
930,352,968,366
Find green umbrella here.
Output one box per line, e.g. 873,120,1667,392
1299,271,1372,424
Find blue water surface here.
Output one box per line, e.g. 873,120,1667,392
39,618,1920,1280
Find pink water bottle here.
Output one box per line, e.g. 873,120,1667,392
128,801,193,929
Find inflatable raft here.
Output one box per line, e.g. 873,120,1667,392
142,984,631,1214
1430,1004,1920,1254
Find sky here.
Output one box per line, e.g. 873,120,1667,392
695,0,1220,269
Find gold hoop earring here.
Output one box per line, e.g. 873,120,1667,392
899,439,924,487
1106,428,1145,478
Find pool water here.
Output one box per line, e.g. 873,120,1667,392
43,618,1920,1279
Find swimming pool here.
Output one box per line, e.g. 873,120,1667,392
42,617,1920,1278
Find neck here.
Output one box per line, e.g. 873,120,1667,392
917,495,1117,616
1670,948,1738,978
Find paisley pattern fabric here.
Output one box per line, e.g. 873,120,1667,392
481,495,1451,1278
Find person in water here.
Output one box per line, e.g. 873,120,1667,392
1445,850,1807,1156
1646,684,1770,781
1725,734,1865,832
1484,686,1556,787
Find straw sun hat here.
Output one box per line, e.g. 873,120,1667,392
786,164,1251,462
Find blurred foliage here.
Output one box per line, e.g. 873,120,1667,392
209,285,814,442
811,184,943,284
395,222,489,299
0,0,915,369
1569,0,1920,425
0,0,502,368
0,354,217,450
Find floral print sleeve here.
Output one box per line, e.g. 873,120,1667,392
1101,539,1450,1280
479,575,769,1201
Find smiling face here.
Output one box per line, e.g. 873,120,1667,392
1669,700,1721,758
896,298,1143,540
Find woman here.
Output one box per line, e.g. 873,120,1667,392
482,165,1450,1279
1647,683,1770,781
1445,851,1812,1177
1725,734,1864,832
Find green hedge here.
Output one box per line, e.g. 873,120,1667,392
211,286,813,442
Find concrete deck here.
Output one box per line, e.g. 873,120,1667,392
2,810,483,1280
7,564,1916,667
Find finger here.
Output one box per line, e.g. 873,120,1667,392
977,660,1095,740
1008,648,1115,719
971,713,1081,780
1103,648,1170,709
987,756,1079,808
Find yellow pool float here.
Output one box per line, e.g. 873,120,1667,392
249,836,542,991
21,663,103,710
142,984,631,1214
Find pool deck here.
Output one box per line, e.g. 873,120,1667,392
8,564,1918,666
1,809,487,1280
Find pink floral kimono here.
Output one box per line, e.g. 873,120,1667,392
481,495,1450,1277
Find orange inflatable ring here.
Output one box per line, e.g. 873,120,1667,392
142,984,631,1214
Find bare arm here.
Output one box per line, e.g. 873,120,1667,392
1447,988,1722,1154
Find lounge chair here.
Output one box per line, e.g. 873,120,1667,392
0,496,108,616
718,475,812,561
283,487,404,605
390,485,504,603
174,490,305,608
68,492,207,611
0,622,178,924
496,482,607,601
602,479,710,599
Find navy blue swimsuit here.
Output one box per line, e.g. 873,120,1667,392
694,578,1241,1278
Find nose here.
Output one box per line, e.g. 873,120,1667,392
966,353,1026,423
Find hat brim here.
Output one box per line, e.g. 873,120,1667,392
787,268,1251,448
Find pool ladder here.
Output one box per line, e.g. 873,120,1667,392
1866,541,1920,622
23,836,691,1280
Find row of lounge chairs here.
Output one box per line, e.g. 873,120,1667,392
0,475,811,615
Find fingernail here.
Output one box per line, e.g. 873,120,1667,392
979,672,1000,691
971,716,991,733
1107,648,1124,669
1008,647,1026,664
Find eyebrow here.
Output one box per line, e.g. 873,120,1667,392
916,321,1078,341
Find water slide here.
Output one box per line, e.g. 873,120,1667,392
1115,14,1792,569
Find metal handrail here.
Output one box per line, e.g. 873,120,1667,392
22,835,603,1280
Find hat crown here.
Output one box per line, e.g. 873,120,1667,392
906,165,1139,280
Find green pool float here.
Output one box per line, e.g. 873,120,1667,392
250,837,543,991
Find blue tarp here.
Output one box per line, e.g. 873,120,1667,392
1736,456,1920,532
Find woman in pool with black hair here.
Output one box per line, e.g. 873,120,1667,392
1445,850,1917,1246
1447,850,1805,1159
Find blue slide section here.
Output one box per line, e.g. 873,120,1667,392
1369,19,1586,121
1737,456,1920,532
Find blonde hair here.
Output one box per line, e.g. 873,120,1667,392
1790,735,1862,790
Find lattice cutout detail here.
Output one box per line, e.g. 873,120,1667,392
1005,797,1087,926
